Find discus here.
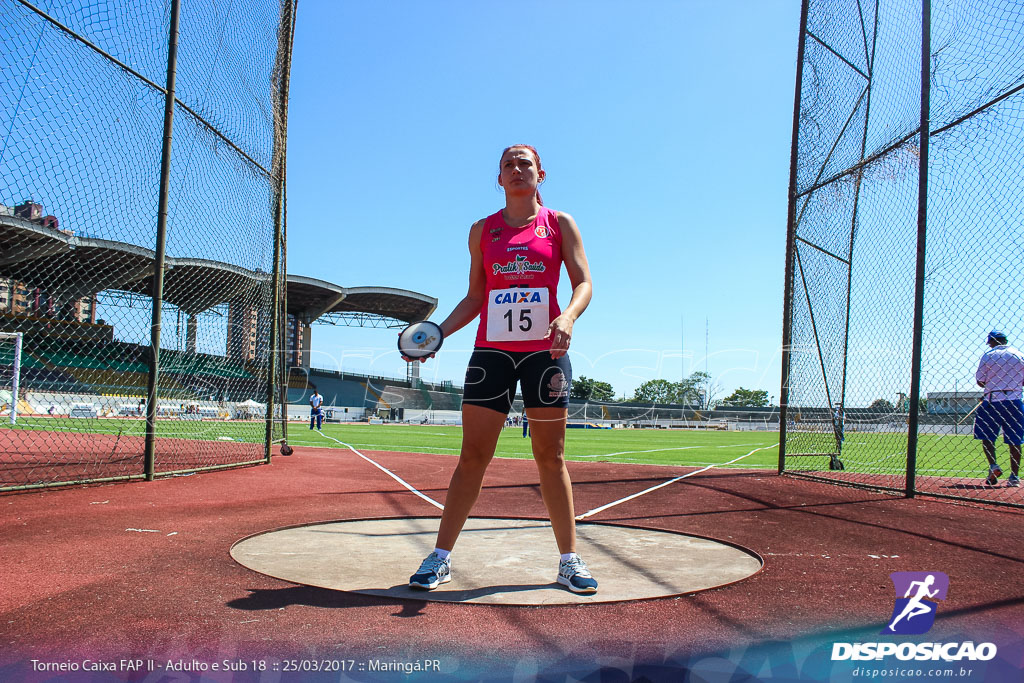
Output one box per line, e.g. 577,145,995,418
398,320,443,360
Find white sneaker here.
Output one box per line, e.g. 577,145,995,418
557,555,598,594
408,552,451,590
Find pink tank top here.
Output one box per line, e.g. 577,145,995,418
474,207,563,352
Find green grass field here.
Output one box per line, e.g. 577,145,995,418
6,417,779,468
294,424,782,469
4,417,995,477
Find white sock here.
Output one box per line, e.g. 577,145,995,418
433,547,451,561
560,552,578,563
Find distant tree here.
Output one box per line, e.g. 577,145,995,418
679,371,710,405
688,371,721,409
869,398,895,413
720,387,769,407
632,372,714,405
571,376,615,401
632,379,678,404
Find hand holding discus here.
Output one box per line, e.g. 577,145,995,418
398,320,444,362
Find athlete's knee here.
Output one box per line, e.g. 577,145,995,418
457,445,494,470
533,448,567,472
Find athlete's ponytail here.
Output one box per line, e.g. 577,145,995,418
501,144,544,205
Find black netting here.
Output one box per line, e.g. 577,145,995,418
0,0,294,490
783,0,1024,505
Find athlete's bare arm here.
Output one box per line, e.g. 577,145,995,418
545,212,593,359
438,220,488,338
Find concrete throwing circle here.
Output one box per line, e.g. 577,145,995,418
231,517,762,605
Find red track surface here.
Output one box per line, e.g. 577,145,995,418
1,445,1022,681
0,430,262,488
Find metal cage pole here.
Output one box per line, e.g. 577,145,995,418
779,0,811,475
839,1,880,447
906,0,932,498
279,186,289,448
279,0,298,451
264,0,297,461
144,0,181,480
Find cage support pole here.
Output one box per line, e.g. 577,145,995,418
144,0,181,480
906,0,931,498
779,0,811,475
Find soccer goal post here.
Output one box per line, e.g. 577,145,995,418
0,332,22,426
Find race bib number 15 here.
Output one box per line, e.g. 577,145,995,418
486,287,549,342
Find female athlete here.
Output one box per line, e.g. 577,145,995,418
403,144,597,593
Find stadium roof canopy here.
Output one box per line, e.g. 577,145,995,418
0,215,435,325
287,275,436,326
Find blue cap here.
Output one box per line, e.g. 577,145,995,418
988,330,1008,343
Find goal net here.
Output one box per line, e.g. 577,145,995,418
0,332,21,425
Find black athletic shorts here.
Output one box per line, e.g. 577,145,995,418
462,347,572,415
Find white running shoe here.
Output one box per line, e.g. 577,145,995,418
408,552,451,590
557,555,598,594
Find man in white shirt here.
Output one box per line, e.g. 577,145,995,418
974,330,1024,487
309,390,324,431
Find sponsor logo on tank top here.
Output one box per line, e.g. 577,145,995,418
534,225,548,238
492,290,543,305
493,254,546,277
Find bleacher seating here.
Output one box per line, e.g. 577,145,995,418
0,344,45,369
1,340,94,393
289,368,378,407
375,385,462,411
161,350,253,379
37,349,108,370
5,335,262,399
20,367,94,394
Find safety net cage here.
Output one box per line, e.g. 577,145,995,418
0,0,295,491
780,0,1024,507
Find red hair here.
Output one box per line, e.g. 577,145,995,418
500,144,544,205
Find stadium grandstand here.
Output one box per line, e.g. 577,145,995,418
0,209,436,420
7,198,970,433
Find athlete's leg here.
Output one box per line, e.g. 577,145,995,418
975,402,1000,473
1003,400,1023,477
982,440,997,468
526,406,575,554
434,404,507,551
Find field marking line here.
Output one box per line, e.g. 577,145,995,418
575,443,779,520
572,446,702,459
349,428,458,437
348,442,459,451
292,435,460,451
314,430,444,510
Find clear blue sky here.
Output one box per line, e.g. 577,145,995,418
284,1,802,402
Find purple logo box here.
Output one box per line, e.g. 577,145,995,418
890,571,949,601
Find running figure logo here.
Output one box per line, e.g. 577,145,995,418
883,572,949,635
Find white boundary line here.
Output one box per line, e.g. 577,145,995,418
572,446,702,459
574,443,779,520
315,430,444,510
